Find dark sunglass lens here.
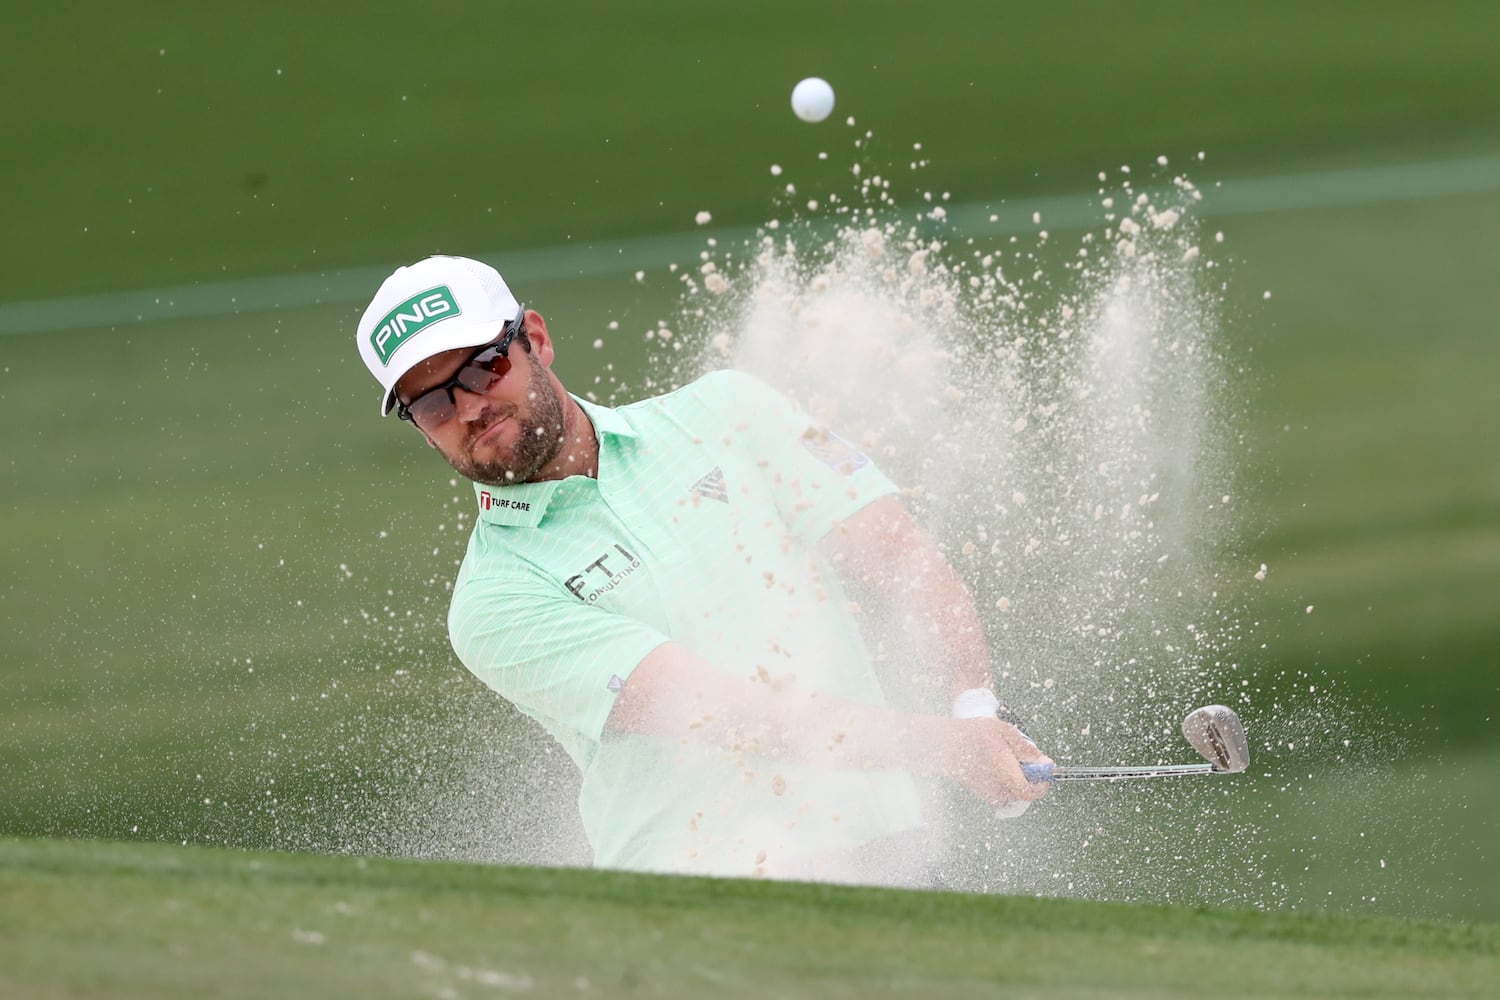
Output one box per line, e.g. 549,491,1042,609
408,391,456,430
474,344,513,374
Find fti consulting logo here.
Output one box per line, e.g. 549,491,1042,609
371,285,461,365
566,544,642,603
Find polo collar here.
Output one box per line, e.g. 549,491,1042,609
472,394,636,527
575,394,636,442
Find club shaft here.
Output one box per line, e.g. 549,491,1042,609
1023,762,1216,782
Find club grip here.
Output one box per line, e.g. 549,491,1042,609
1022,761,1055,783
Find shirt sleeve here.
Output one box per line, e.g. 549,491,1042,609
699,369,900,543
448,566,668,749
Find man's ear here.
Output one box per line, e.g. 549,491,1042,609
522,310,554,367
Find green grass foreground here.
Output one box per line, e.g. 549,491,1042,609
2,837,1495,1000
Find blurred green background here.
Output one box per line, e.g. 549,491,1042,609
3,1,1497,921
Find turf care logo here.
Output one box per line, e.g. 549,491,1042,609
371,285,461,365
478,490,530,513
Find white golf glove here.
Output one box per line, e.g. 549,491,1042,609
952,687,1036,818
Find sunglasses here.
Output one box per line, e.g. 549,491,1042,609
396,306,526,431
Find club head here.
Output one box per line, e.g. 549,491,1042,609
1182,705,1250,773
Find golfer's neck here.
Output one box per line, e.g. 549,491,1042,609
542,398,601,481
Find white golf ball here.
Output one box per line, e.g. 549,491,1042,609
790,77,835,123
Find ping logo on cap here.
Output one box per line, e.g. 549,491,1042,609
371,285,462,364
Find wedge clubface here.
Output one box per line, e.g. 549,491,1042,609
1181,704,1251,774
1021,704,1250,783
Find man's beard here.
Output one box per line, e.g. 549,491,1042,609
446,361,566,487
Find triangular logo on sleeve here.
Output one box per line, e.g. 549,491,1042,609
689,466,729,503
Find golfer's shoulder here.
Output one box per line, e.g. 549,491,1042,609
687,367,780,402
447,545,576,642
449,534,554,604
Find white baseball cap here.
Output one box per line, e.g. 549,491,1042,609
356,255,522,415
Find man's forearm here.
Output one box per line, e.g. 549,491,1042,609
826,495,997,698
900,544,995,697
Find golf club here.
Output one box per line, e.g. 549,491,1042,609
1021,704,1250,782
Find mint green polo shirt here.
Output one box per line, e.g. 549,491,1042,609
448,370,923,876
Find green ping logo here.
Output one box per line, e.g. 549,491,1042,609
370,285,462,365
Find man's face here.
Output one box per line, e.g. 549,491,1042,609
395,322,567,487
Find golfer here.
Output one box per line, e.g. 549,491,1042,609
357,255,1050,883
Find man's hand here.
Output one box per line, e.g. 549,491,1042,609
939,717,1054,806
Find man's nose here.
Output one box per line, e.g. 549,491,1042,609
453,384,491,422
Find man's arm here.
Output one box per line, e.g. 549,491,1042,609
821,494,997,702
606,640,1050,806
